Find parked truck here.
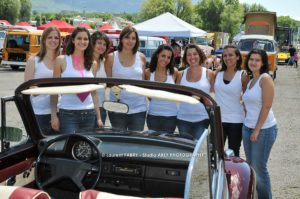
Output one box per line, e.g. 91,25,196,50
238,12,278,79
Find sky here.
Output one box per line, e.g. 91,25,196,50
239,0,300,21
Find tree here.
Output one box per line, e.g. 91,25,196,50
19,0,32,22
277,16,298,30
119,12,141,24
174,0,193,23
194,0,224,32
34,15,41,26
242,3,267,13
54,13,63,20
220,3,244,41
140,0,175,21
0,0,21,24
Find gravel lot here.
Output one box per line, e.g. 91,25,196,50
0,64,299,198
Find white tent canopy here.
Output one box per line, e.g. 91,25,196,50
134,12,207,38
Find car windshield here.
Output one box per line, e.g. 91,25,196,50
280,47,289,52
18,78,215,140
238,39,275,52
6,34,30,50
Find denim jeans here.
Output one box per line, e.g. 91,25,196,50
59,109,96,134
242,124,277,199
222,123,243,157
108,111,146,131
146,114,177,133
177,119,209,139
35,114,56,136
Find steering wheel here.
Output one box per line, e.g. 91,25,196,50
35,133,102,191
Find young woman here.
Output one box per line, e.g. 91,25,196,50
24,26,61,135
91,31,110,125
51,27,103,134
213,45,249,156
105,26,147,131
145,44,179,133
176,44,214,139
243,49,277,199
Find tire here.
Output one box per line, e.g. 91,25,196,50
10,65,19,70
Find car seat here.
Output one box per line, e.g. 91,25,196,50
0,185,51,199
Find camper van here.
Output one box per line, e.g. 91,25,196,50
1,26,69,70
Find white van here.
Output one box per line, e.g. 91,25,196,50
139,36,166,63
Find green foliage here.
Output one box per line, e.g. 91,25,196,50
34,15,41,26
54,13,63,20
225,0,239,6
140,0,175,21
41,16,47,24
194,0,224,32
0,0,21,24
220,3,244,41
277,16,298,28
191,13,202,29
19,0,32,22
89,23,96,29
242,3,267,13
119,12,141,23
175,0,193,23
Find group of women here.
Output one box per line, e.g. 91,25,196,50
24,25,277,199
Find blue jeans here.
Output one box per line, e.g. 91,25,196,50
108,111,146,131
35,114,56,135
177,119,209,139
146,114,177,133
59,109,96,134
242,125,277,199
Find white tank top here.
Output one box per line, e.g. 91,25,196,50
31,56,53,115
177,67,211,122
242,73,277,129
109,51,147,114
148,72,178,116
214,70,245,123
96,60,106,107
59,55,94,110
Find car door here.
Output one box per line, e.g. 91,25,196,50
0,96,37,187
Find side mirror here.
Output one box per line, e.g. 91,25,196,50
0,126,23,142
102,101,128,114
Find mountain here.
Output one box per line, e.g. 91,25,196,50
32,0,144,13
32,0,200,13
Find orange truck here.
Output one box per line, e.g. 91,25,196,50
237,12,278,79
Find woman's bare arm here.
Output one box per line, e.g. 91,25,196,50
50,55,64,131
104,53,114,77
24,56,36,81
